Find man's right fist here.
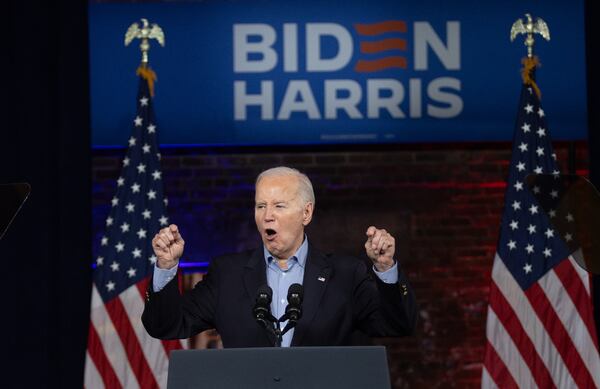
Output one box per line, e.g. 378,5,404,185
152,224,185,269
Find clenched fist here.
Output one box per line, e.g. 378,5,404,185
152,224,185,269
365,226,396,272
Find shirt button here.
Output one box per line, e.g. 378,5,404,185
281,299,286,304
282,273,286,277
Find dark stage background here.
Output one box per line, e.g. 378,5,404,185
3,0,91,388
2,0,600,388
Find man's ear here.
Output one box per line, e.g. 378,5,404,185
302,202,314,226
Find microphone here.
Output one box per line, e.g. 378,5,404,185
253,285,276,329
253,285,282,347
280,283,303,336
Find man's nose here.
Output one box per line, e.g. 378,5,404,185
264,206,275,221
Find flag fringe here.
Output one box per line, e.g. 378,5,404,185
136,66,157,97
521,56,542,99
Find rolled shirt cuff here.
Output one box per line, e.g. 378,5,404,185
152,263,179,292
372,261,398,284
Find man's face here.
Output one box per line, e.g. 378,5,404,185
255,174,313,260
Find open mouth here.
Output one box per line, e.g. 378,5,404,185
265,228,277,240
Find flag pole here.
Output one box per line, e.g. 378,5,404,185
510,13,550,100
482,13,600,387
124,18,165,96
84,18,183,389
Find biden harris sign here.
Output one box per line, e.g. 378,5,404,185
89,0,587,147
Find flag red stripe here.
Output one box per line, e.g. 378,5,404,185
136,277,184,356
105,297,160,389
525,283,596,388
137,276,150,293
553,260,599,349
484,339,519,389
87,323,123,389
489,281,556,388
161,339,183,356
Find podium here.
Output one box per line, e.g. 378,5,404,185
166,346,392,389
0,183,30,240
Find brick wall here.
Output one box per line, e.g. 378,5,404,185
92,142,588,388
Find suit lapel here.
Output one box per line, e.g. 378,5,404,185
242,248,274,346
243,248,268,304
291,245,332,346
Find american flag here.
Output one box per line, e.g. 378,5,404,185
85,73,186,389
481,70,600,387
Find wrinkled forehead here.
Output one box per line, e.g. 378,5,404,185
255,174,301,202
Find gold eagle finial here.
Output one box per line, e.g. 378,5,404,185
510,13,550,58
124,18,165,66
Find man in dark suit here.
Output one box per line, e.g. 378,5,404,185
142,166,417,347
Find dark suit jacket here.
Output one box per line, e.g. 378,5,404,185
142,244,417,347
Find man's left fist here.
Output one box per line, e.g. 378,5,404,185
365,226,396,272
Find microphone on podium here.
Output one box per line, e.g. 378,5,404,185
280,283,303,336
253,285,281,346
253,284,276,328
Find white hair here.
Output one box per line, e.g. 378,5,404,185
255,166,315,206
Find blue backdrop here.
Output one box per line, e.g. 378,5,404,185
89,0,587,147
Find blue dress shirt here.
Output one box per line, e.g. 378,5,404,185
263,237,309,347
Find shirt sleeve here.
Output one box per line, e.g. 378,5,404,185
372,261,398,284
152,263,179,292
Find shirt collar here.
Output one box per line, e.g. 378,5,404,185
263,235,308,269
